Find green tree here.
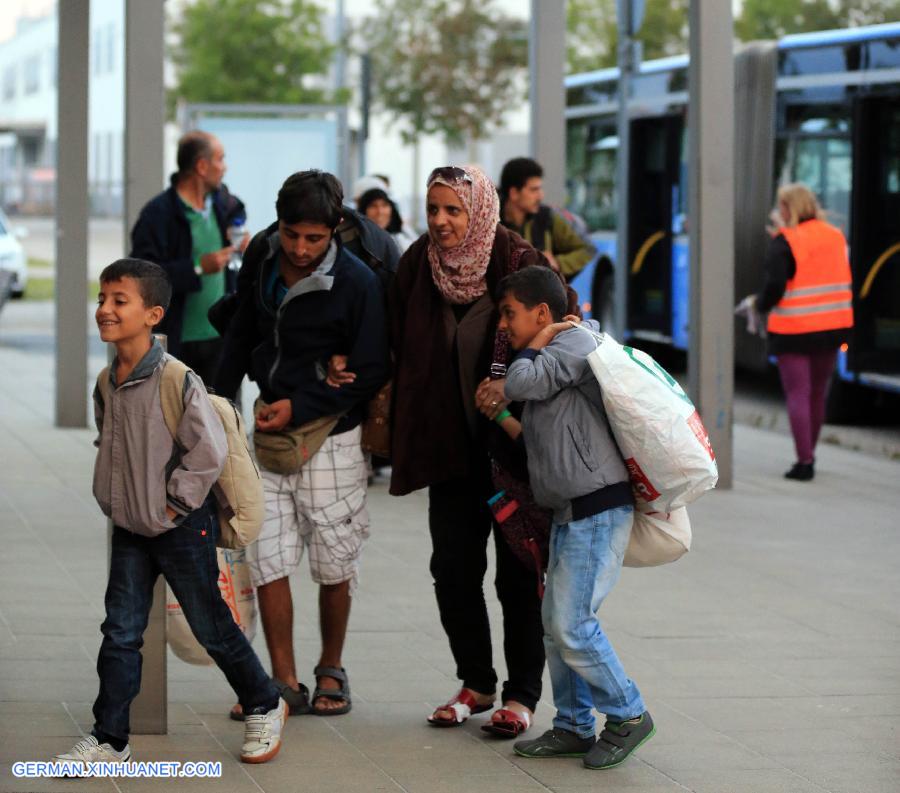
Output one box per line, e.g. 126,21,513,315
735,0,893,41
169,0,337,106
566,0,689,74
364,0,528,148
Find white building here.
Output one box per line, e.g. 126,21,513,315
0,0,531,222
0,0,124,215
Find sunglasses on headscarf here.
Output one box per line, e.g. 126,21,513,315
427,166,473,186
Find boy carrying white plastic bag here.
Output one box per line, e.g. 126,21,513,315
487,266,655,771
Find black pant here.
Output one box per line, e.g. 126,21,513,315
180,337,223,387
428,457,545,711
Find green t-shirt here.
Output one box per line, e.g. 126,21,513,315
181,195,226,342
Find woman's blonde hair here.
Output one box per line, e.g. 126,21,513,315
777,183,824,227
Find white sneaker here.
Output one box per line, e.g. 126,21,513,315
54,735,131,773
241,698,288,764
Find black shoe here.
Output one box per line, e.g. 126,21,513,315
514,728,595,758
583,712,655,770
784,462,814,481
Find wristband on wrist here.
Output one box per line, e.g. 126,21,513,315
495,409,512,424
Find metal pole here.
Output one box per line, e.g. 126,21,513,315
359,53,371,178
528,0,566,205
613,7,635,341
688,0,734,487
124,0,168,734
55,0,90,428
335,0,351,189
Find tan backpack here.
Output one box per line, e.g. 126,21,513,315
96,358,265,549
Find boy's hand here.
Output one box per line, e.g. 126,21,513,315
476,377,508,420
199,247,234,274
529,318,581,350
256,399,292,432
326,354,356,388
165,505,177,522
543,251,561,273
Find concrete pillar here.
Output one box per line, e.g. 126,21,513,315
124,0,168,734
55,1,90,428
529,0,566,205
688,0,734,487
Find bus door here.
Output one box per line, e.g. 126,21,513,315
627,114,683,344
849,94,900,375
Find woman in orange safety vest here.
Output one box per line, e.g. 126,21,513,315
753,183,853,481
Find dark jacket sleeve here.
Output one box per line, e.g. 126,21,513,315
212,233,269,400
129,199,200,296
289,271,390,426
756,234,796,314
388,242,419,354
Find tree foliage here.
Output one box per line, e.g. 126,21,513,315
363,0,528,146
566,0,895,75
566,0,689,74
169,0,337,106
735,0,892,41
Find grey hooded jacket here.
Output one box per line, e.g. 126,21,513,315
93,339,228,537
504,320,630,524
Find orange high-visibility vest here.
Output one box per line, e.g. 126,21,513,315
767,219,854,335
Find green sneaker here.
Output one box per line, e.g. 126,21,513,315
514,728,595,759
583,711,655,770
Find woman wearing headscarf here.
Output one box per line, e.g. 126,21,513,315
388,165,575,738
748,183,853,480
357,186,418,254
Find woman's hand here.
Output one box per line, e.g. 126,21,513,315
476,377,509,420
326,354,356,388
255,399,292,432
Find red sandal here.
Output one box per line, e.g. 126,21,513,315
480,707,532,738
427,689,494,727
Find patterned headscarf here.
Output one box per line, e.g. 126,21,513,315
426,165,500,305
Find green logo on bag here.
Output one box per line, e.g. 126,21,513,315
623,346,693,406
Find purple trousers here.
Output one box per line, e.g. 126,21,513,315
776,349,838,464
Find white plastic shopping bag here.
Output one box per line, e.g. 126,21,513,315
166,547,257,666
578,327,718,512
624,506,692,567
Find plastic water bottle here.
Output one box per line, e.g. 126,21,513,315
227,220,247,272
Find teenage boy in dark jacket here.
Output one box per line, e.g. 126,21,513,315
488,266,655,771
130,131,247,377
216,170,390,720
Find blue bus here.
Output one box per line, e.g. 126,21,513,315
565,23,900,419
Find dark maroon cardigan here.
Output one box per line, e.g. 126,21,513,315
389,224,566,497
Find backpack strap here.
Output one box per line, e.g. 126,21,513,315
159,358,190,440
529,205,554,252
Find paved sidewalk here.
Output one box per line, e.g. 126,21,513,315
1,310,899,792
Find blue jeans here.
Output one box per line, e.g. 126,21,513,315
92,501,278,742
542,505,645,738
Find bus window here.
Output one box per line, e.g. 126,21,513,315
566,118,617,232
779,44,862,76
776,108,852,231
788,137,851,230
867,39,900,70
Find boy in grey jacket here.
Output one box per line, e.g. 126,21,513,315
492,266,654,770
54,259,286,771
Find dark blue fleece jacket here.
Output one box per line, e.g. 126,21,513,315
215,231,390,435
